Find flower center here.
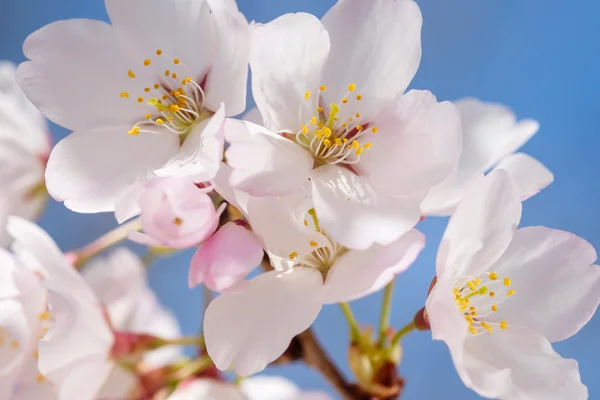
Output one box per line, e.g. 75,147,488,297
120,50,212,138
454,271,515,335
287,208,346,275
292,84,378,166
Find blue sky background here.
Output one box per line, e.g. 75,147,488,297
2,0,600,398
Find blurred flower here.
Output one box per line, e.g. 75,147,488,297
421,98,554,215
225,0,462,250
17,0,250,220
0,62,51,244
168,376,331,400
426,170,600,399
189,221,264,292
127,177,225,249
204,167,425,376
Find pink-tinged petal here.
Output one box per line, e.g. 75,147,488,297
357,90,462,198
311,165,422,250
322,229,425,303
204,268,323,376
225,119,313,197
488,227,600,342
154,105,225,182
321,0,422,103
0,301,30,374
250,13,330,132
422,98,539,216
127,230,163,247
436,170,521,279
96,366,137,400
241,376,333,400
134,177,222,248
168,379,245,400
17,20,146,131
493,153,554,201
46,126,178,214
189,222,264,292
211,162,249,216
458,326,586,400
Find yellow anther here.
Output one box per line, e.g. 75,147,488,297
304,220,308,226
335,138,343,146
351,140,359,149
137,97,144,103
156,49,163,56
320,85,327,91
371,127,379,133
318,122,325,128
39,311,50,320
305,91,311,100
143,59,151,66
469,306,476,312
342,97,348,104
465,315,474,324
156,119,164,125
348,83,356,92
182,79,188,85
144,87,151,93
475,278,482,286
154,83,160,90
173,58,181,65
356,148,364,156
309,240,318,247
301,125,309,134
491,304,498,312
489,291,496,297
469,326,478,334
324,139,331,146
356,94,363,100
186,77,193,83
503,278,511,286
454,288,461,295
470,311,477,316
343,138,349,143
148,97,159,106
11,340,19,348
33,350,39,359
289,252,298,259
322,127,332,138
165,69,171,76
355,112,361,118
500,321,508,330
317,107,323,112
120,92,129,99
128,70,136,78
363,142,372,149
173,217,183,226
128,126,140,136
172,72,178,79
311,116,317,125
489,272,498,280
162,95,168,101
348,117,353,122
145,114,151,119
467,280,477,290
342,123,347,128
508,289,516,297
170,104,180,113
356,125,363,131
36,374,46,383
167,116,173,121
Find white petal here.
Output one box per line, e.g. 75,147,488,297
18,19,144,131
46,126,178,213
321,0,422,102
459,326,587,400
211,162,250,216
426,276,469,347
168,379,245,400
243,107,264,125
436,170,521,278
225,119,313,197
113,181,143,223
422,98,539,216
357,90,462,197
154,105,225,182
204,268,323,376
493,152,553,201
311,165,422,250
322,229,425,303
0,300,30,375
241,376,300,400
250,13,330,132
489,226,600,342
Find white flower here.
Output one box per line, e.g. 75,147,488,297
426,170,600,399
168,376,332,400
6,217,114,400
224,0,462,250
17,0,250,221
0,62,50,243
204,166,425,376
421,98,554,215
83,247,182,398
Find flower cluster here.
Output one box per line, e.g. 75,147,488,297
0,0,597,399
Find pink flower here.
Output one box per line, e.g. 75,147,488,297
426,170,600,399
129,177,225,249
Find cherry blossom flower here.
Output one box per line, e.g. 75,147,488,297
426,170,600,399
128,177,225,249
224,0,462,250
17,0,249,219
168,376,331,400
0,62,51,243
189,221,264,292
421,98,554,215
205,169,425,375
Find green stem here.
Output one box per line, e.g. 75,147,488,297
390,321,417,347
377,280,395,348
74,218,142,269
339,302,361,343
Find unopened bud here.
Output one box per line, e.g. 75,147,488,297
348,343,374,388
414,307,430,331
